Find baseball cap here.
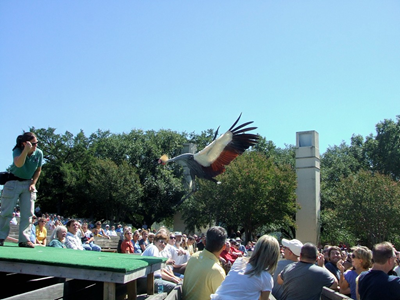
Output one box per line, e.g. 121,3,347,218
282,238,303,256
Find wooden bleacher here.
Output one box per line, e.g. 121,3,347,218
321,287,352,300
94,236,120,252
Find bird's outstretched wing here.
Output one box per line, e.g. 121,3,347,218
194,114,259,179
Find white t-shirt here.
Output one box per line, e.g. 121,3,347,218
142,244,161,277
210,257,273,300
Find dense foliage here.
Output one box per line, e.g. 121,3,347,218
321,116,400,248
181,151,298,242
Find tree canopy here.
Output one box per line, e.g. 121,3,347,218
321,116,400,248
180,151,298,242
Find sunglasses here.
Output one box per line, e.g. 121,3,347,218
170,236,176,239
158,240,167,244
31,142,38,146
351,254,357,259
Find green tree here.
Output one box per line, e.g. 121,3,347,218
86,159,143,222
325,171,400,248
181,151,298,242
33,127,190,225
364,116,400,180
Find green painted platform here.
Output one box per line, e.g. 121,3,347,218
0,242,164,274
0,242,166,299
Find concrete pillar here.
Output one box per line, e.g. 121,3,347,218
295,131,320,245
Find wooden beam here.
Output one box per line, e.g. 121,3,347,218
103,282,116,300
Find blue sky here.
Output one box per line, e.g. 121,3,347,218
1,1,399,173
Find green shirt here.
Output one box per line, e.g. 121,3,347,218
10,148,43,179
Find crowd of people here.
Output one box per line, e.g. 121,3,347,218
3,210,400,299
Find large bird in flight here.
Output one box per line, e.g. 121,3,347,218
158,114,259,202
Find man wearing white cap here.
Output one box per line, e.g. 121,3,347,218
272,238,303,299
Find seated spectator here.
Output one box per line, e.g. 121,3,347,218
246,241,255,251
115,224,123,234
81,222,101,251
338,246,372,300
183,226,227,300
92,221,110,239
142,231,179,293
118,226,131,253
235,237,248,256
323,245,331,264
220,240,242,265
341,249,353,271
148,232,155,246
357,242,400,300
121,230,135,254
186,235,196,255
278,243,338,299
139,230,149,252
181,234,188,250
394,252,400,276
197,234,206,250
131,230,142,254
35,217,48,246
326,246,342,282
104,224,112,236
47,215,55,231
10,212,18,225
54,219,62,228
211,235,280,300
272,238,303,299
65,219,84,250
48,225,67,248
164,232,189,276
109,225,118,236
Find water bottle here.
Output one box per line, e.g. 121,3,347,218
157,282,164,294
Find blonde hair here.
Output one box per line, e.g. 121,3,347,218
351,246,373,269
245,235,280,276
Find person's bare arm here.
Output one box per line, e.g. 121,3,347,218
277,273,284,285
259,291,270,300
329,277,338,291
30,167,41,192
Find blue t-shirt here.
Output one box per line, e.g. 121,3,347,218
10,148,43,179
344,269,358,300
132,240,142,254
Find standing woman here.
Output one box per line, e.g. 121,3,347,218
0,132,43,248
211,235,280,300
